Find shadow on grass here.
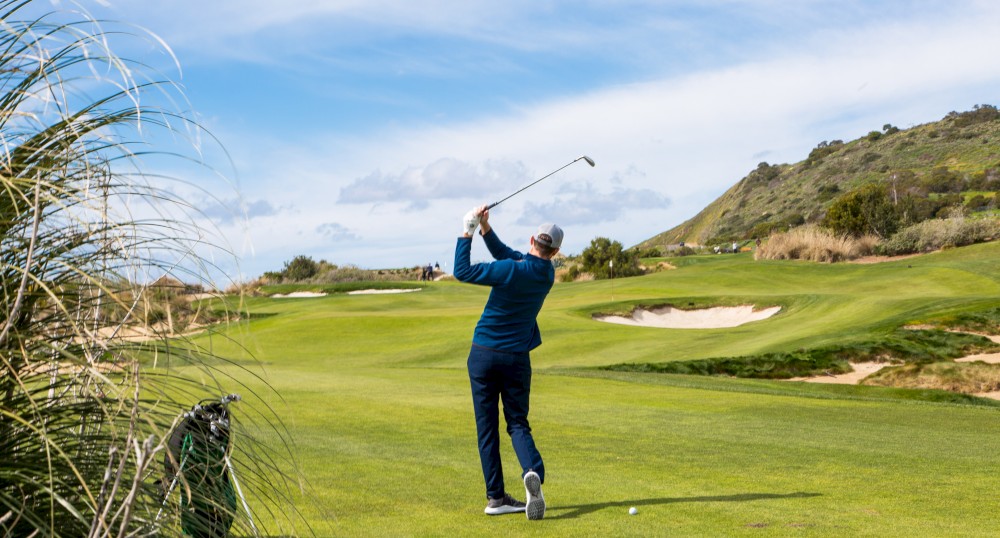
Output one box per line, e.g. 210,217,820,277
546,491,821,520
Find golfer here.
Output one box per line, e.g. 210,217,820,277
453,204,562,520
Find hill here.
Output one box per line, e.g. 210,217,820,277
637,104,1000,250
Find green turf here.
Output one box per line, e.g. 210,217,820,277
186,241,1000,537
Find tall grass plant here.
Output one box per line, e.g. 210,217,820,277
755,225,878,262
0,3,308,535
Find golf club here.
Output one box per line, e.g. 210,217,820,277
487,155,595,209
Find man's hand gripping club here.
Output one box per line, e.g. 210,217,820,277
462,205,490,237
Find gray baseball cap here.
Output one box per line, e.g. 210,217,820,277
534,223,563,249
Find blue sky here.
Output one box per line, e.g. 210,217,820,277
41,0,1000,282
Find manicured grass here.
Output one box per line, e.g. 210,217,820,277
184,241,1000,536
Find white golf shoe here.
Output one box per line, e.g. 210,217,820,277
523,471,545,520
484,493,525,515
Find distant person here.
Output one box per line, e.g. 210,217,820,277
732,241,738,253
453,204,560,521
755,237,762,249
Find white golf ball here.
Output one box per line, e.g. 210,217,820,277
629,507,638,515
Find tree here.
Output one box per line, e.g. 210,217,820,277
283,255,319,281
823,183,899,238
579,237,642,279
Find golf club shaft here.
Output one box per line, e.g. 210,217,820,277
487,155,594,209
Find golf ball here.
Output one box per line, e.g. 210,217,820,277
629,507,638,515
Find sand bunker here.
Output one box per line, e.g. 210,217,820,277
955,353,1000,364
788,361,891,384
272,291,327,298
595,305,781,329
347,288,421,295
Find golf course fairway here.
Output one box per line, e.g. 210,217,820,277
188,241,1000,537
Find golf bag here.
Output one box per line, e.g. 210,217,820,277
163,394,241,538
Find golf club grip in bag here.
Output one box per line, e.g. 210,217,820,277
164,396,239,538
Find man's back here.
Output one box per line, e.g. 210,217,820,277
453,229,554,352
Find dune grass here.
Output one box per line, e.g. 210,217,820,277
184,241,1000,536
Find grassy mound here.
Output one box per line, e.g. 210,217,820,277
602,329,1000,380
865,361,1000,393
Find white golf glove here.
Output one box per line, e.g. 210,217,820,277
463,209,480,236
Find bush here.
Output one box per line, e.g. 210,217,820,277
923,166,963,193
966,194,990,211
945,104,1000,127
559,264,581,282
633,246,662,258
756,225,878,262
823,183,899,238
282,255,319,281
580,237,642,279
806,140,845,166
878,217,1000,255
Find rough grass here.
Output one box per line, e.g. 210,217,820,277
755,225,878,262
878,216,1000,255
602,329,1000,382
257,281,423,295
865,361,1000,393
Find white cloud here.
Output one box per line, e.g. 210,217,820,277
337,158,530,206
316,222,360,242
68,0,1000,277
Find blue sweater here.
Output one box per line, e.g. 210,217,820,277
454,229,555,352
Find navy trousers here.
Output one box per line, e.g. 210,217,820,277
467,344,545,499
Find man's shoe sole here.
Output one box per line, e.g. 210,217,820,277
524,472,545,520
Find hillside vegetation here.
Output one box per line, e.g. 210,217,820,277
638,105,1000,250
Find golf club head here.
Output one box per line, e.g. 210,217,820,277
582,155,595,167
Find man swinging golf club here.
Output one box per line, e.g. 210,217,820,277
453,204,562,520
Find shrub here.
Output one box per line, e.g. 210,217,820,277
634,246,662,258
756,225,878,262
923,166,963,193
966,194,990,211
558,264,581,282
823,183,899,238
945,104,1000,127
805,140,845,166
282,255,319,281
878,217,1000,255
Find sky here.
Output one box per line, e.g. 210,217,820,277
35,0,1000,283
